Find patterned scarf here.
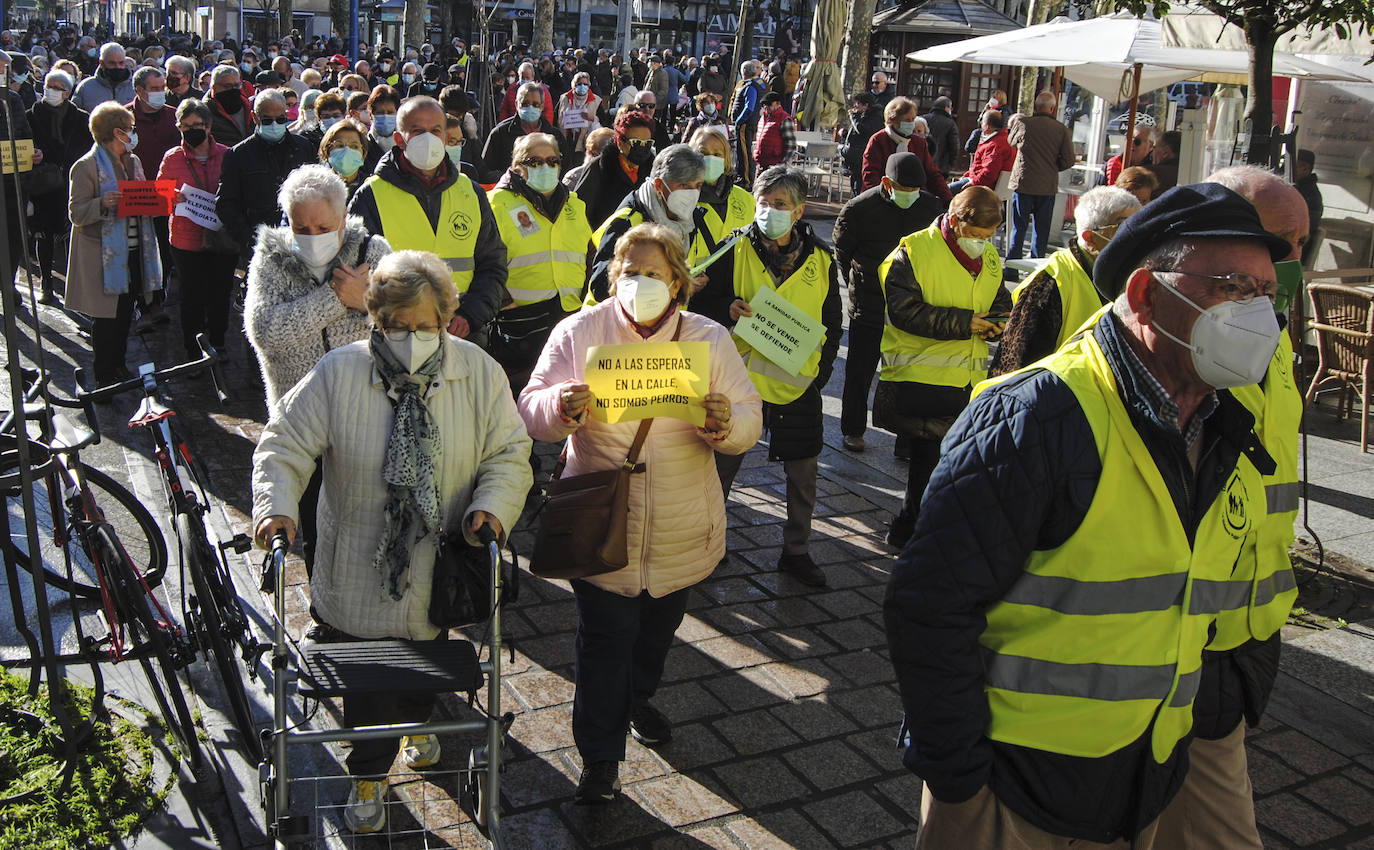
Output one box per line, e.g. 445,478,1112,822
368,328,445,600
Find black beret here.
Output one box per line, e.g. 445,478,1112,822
885,152,926,190
1092,182,1292,301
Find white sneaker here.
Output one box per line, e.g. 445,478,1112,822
343,778,387,834
401,734,441,769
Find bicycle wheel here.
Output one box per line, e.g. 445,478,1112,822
96,525,204,769
4,461,168,598
177,512,263,762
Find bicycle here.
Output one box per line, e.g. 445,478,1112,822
0,370,202,768
81,336,267,763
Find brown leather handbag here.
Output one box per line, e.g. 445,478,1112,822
530,417,653,579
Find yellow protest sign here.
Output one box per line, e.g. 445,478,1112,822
585,341,710,426
0,139,34,174
733,286,824,376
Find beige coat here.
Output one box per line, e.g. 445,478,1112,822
64,145,160,319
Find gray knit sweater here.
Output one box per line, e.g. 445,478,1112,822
244,218,392,409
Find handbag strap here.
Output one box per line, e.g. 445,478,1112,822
621,315,685,466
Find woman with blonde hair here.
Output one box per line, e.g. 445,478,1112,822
65,101,163,385
518,223,761,805
688,126,754,245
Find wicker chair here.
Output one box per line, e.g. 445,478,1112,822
1304,282,1374,452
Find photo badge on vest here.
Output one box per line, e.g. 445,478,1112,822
508,204,542,237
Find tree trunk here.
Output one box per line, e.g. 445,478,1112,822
1242,23,1278,165
1015,0,1053,114
404,0,426,53
840,0,877,99
331,0,350,50
734,0,754,84
533,0,554,54
278,0,292,39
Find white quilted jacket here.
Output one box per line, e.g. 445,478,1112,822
252,336,533,639
518,301,762,598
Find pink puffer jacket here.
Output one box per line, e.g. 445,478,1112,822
519,301,762,598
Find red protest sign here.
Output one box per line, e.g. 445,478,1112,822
117,180,178,217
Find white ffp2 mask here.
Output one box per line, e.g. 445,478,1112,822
1152,283,1281,389
615,275,672,324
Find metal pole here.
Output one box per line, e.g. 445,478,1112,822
349,0,359,61
618,0,632,67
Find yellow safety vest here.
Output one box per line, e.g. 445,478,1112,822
367,175,481,293
973,328,1267,763
698,184,755,246
487,187,592,312
731,236,831,405
1214,332,1300,649
1011,243,1103,351
877,222,1003,388
585,205,712,307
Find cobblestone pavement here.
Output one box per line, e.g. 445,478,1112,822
4,254,1374,849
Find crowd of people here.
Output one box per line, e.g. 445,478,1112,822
0,17,1323,848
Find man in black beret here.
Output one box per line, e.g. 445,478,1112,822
833,152,944,453
886,183,1290,848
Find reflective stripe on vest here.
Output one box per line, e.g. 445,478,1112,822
1215,332,1301,649
585,206,712,308
368,175,481,293
877,221,1003,389
731,234,832,405
974,326,1265,762
488,186,592,311
1010,244,1101,350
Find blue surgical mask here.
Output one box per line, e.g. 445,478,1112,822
402,73,415,85
446,143,465,167
258,121,286,142
320,116,341,130
701,154,725,184
574,83,588,96
755,205,792,240
890,187,919,209
517,105,541,124
897,119,916,137
525,164,559,193
328,146,364,177
372,113,396,136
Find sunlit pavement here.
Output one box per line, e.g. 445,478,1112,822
4,234,1374,847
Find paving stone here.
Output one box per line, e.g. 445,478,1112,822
847,726,907,770
825,648,894,687
810,589,879,618
782,739,880,792
753,626,839,660
727,809,834,849
1257,830,1294,850
512,704,575,754
499,753,579,808
808,789,908,845
817,616,889,650
874,771,924,818
505,668,576,710
740,546,785,572
695,602,780,636
1253,791,1347,846
756,596,830,626
761,658,842,698
739,524,787,547
698,577,773,605
659,722,735,771
1347,766,1374,791
1295,774,1374,825
655,681,730,724
711,708,803,756
499,806,581,849
648,825,743,850
693,634,773,670
632,772,739,828
1249,748,1304,796
711,755,810,808
661,643,730,683
704,667,793,712
751,570,834,597
562,796,673,847
770,697,859,740
832,685,906,730
1255,729,1350,775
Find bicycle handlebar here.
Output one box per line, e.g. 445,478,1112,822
75,335,228,440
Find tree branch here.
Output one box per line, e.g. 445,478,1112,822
1197,0,1246,30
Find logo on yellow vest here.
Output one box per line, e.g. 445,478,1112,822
1222,470,1251,539
449,210,473,239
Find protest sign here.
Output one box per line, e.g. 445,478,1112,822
734,286,823,377
0,139,33,174
585,341,710,426
117,180,178,217
173,185,222,230
561,110,590,129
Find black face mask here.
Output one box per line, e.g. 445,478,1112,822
101,65,131,83
181,127,207,147
623,142,653,165
214,87,242,113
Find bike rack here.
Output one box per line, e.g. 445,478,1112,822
260,532,510,848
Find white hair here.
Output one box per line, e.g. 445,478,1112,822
210,64,240,88
43,69,74,93
253,87,287,115
1075,186,1141,236
98,42,124,61
278,163,347,222
741,60,761,78
165,55,196,77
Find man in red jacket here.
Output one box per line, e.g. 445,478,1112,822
860,96,951,202
949,110,1016,193
752,92,795,171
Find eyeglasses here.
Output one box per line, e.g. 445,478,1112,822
448,139,466,148
382,327,441,342
179,122,206,132
259,115,290,125
1092,222,1122,239
520,156,561,168
633,103,656,112
1152,269,1278,302
625,137,653,149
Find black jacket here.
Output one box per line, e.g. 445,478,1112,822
884,311,1273,843
840,106,884,171
208,92,254,147
570,145,650,232
216,131,316,261
696,221,843,460
991,240,1100,376
479,114,571,183
833,185,943,329
921,107,960,175
348,148,508,348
